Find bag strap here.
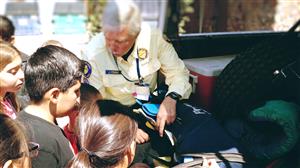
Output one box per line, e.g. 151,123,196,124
172,153,245,168
288,19,300,32
181,153,245,163
172,159,204,168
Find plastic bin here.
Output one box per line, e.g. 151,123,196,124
183,55,235,111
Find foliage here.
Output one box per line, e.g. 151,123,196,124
179,0,195,34
86,0,106,37
86,0,195,36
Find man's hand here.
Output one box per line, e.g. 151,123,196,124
135,128,150,144
156,96,177,137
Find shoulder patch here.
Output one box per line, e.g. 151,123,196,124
83,61,92,78
137,48,148,60
82,77,89,84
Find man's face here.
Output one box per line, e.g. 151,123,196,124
104,27,137,57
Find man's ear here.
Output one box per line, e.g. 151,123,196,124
3,159,12,168
46,88,60,104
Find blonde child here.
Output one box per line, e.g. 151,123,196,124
0,42,24,119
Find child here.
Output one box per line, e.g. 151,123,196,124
0,113,30,168
0,15,30,110
0,15,29,62
0,15,15,44
17,45,84,168
41,39,63,47
63,83,102,154
0,42,24,119
67,100,139,168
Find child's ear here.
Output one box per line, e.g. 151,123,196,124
47,88,60,104
126,140,136,165
9,36,15,44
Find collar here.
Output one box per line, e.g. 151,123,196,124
122,43,135,61
133,23,151,60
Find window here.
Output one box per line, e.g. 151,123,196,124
177,0,300,34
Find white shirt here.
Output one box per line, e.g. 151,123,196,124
82,24,192,105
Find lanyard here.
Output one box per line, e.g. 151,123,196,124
136,57,143,83
113,48,144,84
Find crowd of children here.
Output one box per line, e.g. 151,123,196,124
0,14,143,168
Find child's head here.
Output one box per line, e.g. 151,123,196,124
0,42,24,111
67,83,102,131
25,45,84,117
68,100,137,168
41,40,63,47
80,83,102,107
0,114,30,168
0,15,15,43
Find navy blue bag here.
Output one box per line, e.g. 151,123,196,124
132,82,243,167
135,99,244,167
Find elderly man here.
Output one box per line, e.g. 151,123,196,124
82,0,192,142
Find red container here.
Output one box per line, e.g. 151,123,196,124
184,56,234,111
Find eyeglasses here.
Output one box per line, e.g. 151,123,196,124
28,141,40,158
6,142,40,161
104,33,137,46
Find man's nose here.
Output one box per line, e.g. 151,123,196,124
110,44,119,51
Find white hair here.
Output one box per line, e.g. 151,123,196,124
102,0,141,36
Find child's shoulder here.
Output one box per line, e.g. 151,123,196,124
18,111,70,148
18,110,44,123
17,111,59,136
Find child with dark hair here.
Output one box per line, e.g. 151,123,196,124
80,83,102,106
0,15,15,43
0,114,30,168
63,83,102,154
17,45,84,168
41,39,63,47
0,15,28,62
68,100,144,168
0,42,24,119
